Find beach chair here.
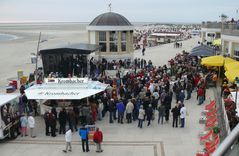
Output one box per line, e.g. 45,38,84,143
205,116,218,126
205,100,216,110
205,108,218,118
205,118,217,130
200,129,213,144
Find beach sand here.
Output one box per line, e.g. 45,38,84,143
0,23,88,87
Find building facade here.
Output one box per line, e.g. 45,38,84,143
201,21,221,45
87,12,134,60
201,21,239,59
221,23,239,59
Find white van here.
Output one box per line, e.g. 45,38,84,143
0,93,20,139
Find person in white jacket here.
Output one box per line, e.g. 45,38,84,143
63,129,72,153
28,113,35,138
138,105,145,128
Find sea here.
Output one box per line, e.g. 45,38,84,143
0,33,18,41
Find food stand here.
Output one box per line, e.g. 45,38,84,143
24,78,108,115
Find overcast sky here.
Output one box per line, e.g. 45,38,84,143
0,0,239,23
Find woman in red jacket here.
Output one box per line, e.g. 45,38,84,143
93,127,103,153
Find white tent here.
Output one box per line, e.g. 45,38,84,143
24,80,108,100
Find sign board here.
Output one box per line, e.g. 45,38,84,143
25,80,108,100
44,78,88,84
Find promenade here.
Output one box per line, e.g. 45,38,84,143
0,37,216,156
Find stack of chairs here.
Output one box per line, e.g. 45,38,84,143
196,100,220,156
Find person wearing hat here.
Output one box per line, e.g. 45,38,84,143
138,105,145,128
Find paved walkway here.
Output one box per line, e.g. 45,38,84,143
0,37,216,156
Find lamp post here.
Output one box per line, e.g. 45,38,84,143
35,32,47,83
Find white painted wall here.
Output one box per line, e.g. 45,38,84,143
89,31,96,44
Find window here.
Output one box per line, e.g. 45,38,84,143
99,32,106,41
110,31,118,52
121,31,127,51
99,43,106,52
99,32,106,52
234,50,239,57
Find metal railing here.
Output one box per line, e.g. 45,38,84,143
212,124,239,156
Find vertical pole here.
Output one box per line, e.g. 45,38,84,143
36,32,41,83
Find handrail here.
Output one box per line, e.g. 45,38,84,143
212,124,239,156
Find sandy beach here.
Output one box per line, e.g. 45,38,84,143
0,23,88,87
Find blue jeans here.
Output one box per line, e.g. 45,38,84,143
118,112,124,123
181,118,185,128
138,119,143,128
198,96,204,105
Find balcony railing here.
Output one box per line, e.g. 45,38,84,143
222,23,239,36
202,21,222,29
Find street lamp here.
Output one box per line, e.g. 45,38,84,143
35,32,47,83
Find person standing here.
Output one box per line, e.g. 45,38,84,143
63,128,72,153
59,108,67,134
20,113,28,137
97,99,104,121
185,81,192,100
93,128,103,153
142,47,145,56
79,125,90,152
180,104,186,128
197,87,205,105
49,110,57,137
146,104,153,126
116,100,125,124
138,105,145,128
171,105,180,128
28,113,36,138
126,99,134,123
157,104,165,125
108,99,115,123
43,110,50,136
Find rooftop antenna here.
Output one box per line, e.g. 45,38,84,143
108,3,112,12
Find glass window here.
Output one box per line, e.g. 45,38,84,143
122,31,126,41
99,32,106,41
121,42,126,51
234,50,239,56
99,31,106,52
110,31,118,41
110,43,118,52
99,43,106,52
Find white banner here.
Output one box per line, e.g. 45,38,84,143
44,78,88,84
25,80,108,100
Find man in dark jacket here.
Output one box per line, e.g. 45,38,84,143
146,104,153,126
171,105,180,128
59,108,67,134
108,99,115,123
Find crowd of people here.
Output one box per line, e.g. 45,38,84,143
19,48,235,153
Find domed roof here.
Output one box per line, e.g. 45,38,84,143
89,12,132,26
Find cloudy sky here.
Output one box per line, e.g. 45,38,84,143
0,0,238,23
